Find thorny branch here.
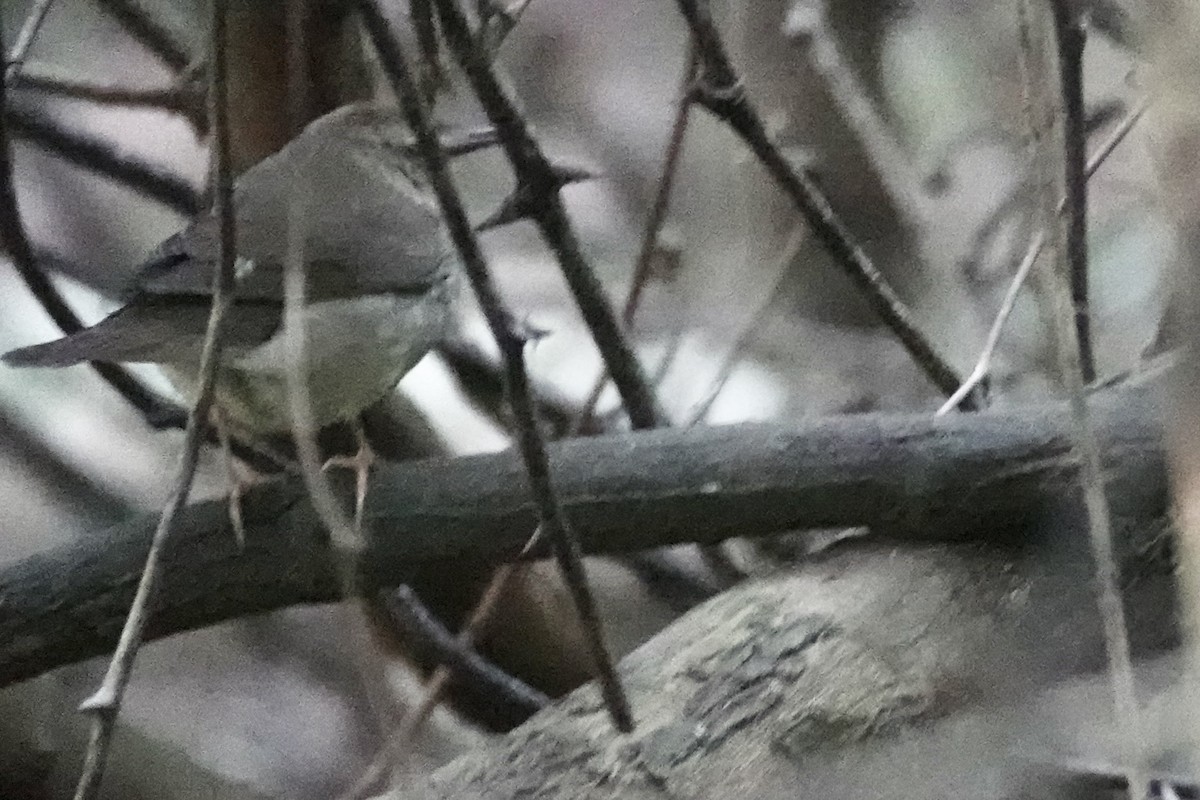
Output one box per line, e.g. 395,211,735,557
72,1,237,796
360,0,634,732
670,0,974,408
431,0,666,432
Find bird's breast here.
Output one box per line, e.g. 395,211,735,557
165,278,455,436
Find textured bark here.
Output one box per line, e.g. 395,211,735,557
406,539,1176,799
0,375,1170,688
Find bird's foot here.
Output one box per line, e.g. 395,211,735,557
214,412,273,547
322,425,376,528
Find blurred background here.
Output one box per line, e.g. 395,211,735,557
0,0,1161,797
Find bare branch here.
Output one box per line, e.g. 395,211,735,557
384,585,550,717
95,0,191,73
4,0,56,80
360,0,634,732
937,231,1044,416
6,102,200,213
431,0,666,431
72,2,237,795
1051,1,1095,383
11,62,201,117
1043,1,1147,795
670,0,972,407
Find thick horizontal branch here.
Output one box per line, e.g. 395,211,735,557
0,380,1168,688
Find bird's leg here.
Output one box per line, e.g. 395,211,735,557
214,407,248,547
322,420,376,529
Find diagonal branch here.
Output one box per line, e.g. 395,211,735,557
4,0,56,79
5,102,200,214
432,0,666,431
669,0,973,407
359,0,634,733
0,20,183,431
95,0,191,73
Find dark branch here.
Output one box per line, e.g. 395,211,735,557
383,586,550,718
0,42,184,431
11,63,202,119
95,0,191,73
0,378,1169,690
432,0,666,431
360,0,633,732
669,0,972,407
1050,1,1094,382
6,102,200,214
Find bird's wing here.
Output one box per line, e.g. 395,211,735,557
2,297,281,367
130,215,451,303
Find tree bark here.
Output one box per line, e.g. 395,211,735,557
0,373,1170,689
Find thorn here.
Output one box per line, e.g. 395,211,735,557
689,73,746,120
476,161,599,231
440,126,501,157
515,316,552,344
78,685,117,714
549,160,600,186
476,188,530,231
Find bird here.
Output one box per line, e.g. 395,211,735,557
4,103,459,442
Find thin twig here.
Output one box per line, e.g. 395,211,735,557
95,0,191,72
1051,1,1094,383
281,0,402,759
339,563,523,800
1085,96,1148,181
686,225,806,425
1043,1,1147,797
4,0,56,80
575,43,696,435
360,0,633,732
936,98,1147,417
784,0,928,225
961,95,1148,276
6,102,200,213
384,585,550,716
432,0,665,431
0,26,183,432
10,63,199,116
72,2,236,796
936,231,1044,416
670,0,972,407
479,0,535,55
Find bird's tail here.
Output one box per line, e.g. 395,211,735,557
4,332,100,367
